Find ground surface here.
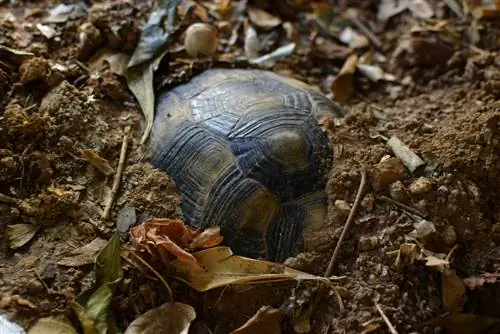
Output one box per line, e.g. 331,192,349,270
0,0,499,333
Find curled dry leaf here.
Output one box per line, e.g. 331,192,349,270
28,315,78,334
80,149,114,176
250,43,296,65
124,302,196,334
331,53,358,103
230,306,281,334
130,218,224,270
6,224,41,249
188,227,224,251
169,246,327,292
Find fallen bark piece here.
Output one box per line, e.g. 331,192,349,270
386,136,425,172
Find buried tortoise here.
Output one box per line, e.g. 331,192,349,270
149,69,343,262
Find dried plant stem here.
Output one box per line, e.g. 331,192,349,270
102,126,131,221
325,169,367,277
128,250,174,302
376,303,398,334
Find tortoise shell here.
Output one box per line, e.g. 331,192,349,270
149,69,343,262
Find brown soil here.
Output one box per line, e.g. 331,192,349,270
0,1,499,334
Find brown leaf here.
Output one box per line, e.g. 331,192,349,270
230,306,281,334
6,224,41,249
124,302,196,334
442,268,467,312
88,48,131,76
169,246,327,292
130,218,202,269
331,53,358,103
463,273,500,290
188,227,224,250
58,238,108,267
80,149,114,176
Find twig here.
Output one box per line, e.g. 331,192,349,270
375,303,398,334
102,126,131,221
128,250,174,302
0,193,17,203
376,195,427,218
325,169,367,277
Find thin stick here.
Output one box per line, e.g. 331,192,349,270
0,193,16,203
375,303,398,334
128,250,174,302
325,169,367,277
376,195,427,218
348,15,382,49
102,126,131,220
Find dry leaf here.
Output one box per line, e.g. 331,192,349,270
130,218,202,269
442,268,467,312
247,6,281,29
244,22,260,59
58,238,108,267
463,273,500,290
80,149,114,176
88,48,131,76
230,306,281,334
250,43,296,65
6,224,41,249
126,0,180,144
424,255,449,268
169,246,327,292
124,302,196,334
36,23,56,39
331,53,358,103
339,27,369,49
409,0,434,19
356,64,396,82
377,0,411,22
188,227,224,250
28,315,78,334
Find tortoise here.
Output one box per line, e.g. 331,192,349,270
149,68,343,262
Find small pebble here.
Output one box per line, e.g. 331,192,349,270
184,23,219,58
372,157,407,191
408,177,433,195
361,193,375,212
442,225,457,245
389,180,409,203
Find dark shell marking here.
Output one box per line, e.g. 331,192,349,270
150,69,343,261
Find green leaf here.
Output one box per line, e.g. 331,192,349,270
72,233,123,334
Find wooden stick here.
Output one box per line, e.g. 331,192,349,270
325,169,367,277
376,303,398,334
102,126,131,221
